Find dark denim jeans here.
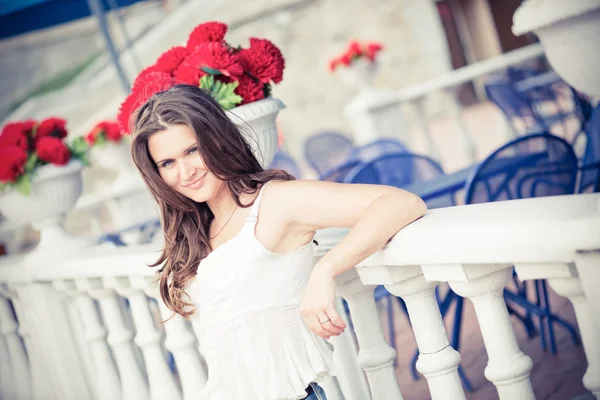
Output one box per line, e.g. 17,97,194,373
304,383,327,400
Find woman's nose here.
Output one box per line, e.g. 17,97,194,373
178,158,196,181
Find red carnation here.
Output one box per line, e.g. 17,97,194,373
36,118,67,139
365,42,382,61
102,121,122,142
187,21,228,50
0,127,30,152
132,68,172,92
238,38,285,84
0,146,27,182
118,74,173,135
155,46,189,74
35,137,71,166
175,42,243,85
347,41,362,59
235,75,265,105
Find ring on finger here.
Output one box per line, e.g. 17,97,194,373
319,318,330,325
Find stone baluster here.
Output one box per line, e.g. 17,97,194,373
7,288,54,400
81,277,149,400
118,277,181,400
55,279,121,400
143,277,207,400
0,289,30,400
445,88,477,163
573,253,600,399
445,265,534,399
383,269,465,400
412,97,441,162
336,268,403,400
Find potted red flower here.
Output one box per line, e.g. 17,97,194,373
86,120,133,170
329,40,383,90
0,118,90,258
117,21,286,167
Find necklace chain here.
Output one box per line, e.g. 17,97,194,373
209,206,238,240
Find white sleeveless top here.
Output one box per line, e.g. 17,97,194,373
188,184,336,400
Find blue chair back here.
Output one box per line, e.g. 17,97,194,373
303,132,354,176
320,159,361,183
579,104,600,192
270,150,301,178
464,133,578,204
344,152,454,208
350,138,409,162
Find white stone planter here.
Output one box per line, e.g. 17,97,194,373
227,97,285,168
0,160,90,262
89,139,134,171
337,58,379,91
512,0,600,98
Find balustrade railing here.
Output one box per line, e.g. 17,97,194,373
1,193,598,400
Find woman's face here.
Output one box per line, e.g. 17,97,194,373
148,124,225,203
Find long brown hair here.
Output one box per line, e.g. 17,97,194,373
130,84,293,319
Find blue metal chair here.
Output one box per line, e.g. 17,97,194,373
303,132,354,177
349,138,409,163
344,152,455,209
445,133,580,357
578,104,600,193
319,159,362,183
269,149,301,178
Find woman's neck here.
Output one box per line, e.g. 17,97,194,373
206,185,238,221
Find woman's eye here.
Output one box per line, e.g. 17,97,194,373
161,160,174,168
187,146,198,155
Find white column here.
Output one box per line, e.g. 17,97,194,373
446,88,477,163
448,266,534,400
118,279,181,400
143,280,207,400
547,276,600,399
386,274,465,400
327,296,372,400
413,98,442,161
86,279,149,400
336,268,403,400
0,291,31,400
574,252,600,399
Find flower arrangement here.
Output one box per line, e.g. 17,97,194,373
85,121,123,147
118,21,285,134
0,118,87,195
328,40,383,72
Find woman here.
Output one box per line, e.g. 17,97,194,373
130,84,427,400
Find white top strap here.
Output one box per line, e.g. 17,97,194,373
246,181,272,223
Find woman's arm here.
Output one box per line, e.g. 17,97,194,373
264,180,427,338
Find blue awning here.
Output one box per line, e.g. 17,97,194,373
0,0,145,39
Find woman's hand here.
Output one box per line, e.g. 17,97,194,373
299,264,346,339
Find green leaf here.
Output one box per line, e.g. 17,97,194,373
94,134,107,148
200,66,222,76
25,154,39,173
68,136,90,165
13,173,32,196
199,76,242,110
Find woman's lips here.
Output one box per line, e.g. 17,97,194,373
183,172,208,189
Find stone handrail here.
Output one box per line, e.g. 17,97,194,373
1,193,599,400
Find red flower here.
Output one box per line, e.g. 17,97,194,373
0,146,27,182
347,41,362,59
86,121,122,144
36,118,68,139
0,121,34,151
155,46,189,74
340,54,351,66
118,73,173,135
187,21,228,50
175,42,243,85
235,74,265,105
35,137,71,166
85,130,97,145
365,42,383,61
328,57,340,72
238,38,285,84
132,67,172,92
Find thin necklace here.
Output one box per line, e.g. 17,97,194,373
209,206,238,239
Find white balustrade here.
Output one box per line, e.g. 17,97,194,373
0,193,598,400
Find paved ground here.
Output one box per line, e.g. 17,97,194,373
377,283,591,400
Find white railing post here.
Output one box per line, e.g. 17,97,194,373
445,88,477,163
336,268,403,400
573,252,600,399
384,270,465,400
84,278,150,400
413,97,441,161
0,289,28,400
121,277,182,400
445,266,534,400
143,279,208,400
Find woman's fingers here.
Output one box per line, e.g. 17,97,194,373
325,304,346,329
301,306,345,339
316,312,344,337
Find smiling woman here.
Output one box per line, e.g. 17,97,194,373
129,84,427,400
